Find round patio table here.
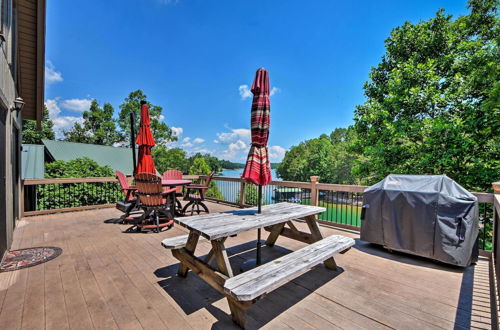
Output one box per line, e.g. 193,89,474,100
161,179,192,187
161,179,192,216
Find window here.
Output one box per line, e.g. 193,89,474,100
0,0,12,44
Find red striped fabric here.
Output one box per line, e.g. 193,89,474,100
242,68,272,186
135,103,157,174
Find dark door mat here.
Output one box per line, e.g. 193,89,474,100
0,247,62,272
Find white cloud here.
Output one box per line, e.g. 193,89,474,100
52,116,84,138
60,98,92,113
158,114,165,121
239,85,252,100
193,137,205,144
45,61,63,84
270,87,280,96
238,84,281,100
171,126,183,137
45,98,85,138
182,137,190,143
269,145,286,162
220,139,249,160
189,147,212,155
45,99,61,119
215,128,251,144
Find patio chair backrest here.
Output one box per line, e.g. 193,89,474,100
134,173,163,207
200,171,215,188
163,170,183,193
116,170,129,190
116,170,133,200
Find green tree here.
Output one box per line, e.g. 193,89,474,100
118,90,176,146
353,0,499,191
277,127,359,184
153,146,188,173
38,157,121,210
186,153,222,174
64,100,121,146
45,157,114,178
277,135,337,183
188,156,223,199
189,157,211,175
22,106,55,144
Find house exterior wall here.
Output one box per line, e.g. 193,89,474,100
0,0,22,259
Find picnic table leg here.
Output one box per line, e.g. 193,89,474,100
204,237,227,265
265,223,285,247
227,297,252,328
211,239,234,277
304,215,338,271
177,231,200,277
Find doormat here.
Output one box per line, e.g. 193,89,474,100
0,247,62,272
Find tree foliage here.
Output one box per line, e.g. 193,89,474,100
189,157,211,175
187,153,222,174
353,0,499,191
277,128,358,184
37,157,121,211
64,100,122,146
187,156,223,199
44,157,114,178
153,146,188,173
22,106,55,144
118,90,176,146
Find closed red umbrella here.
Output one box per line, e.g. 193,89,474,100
241,68,272,268
134,101,156,174
242,68,272,188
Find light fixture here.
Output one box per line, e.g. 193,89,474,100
13,97,25,112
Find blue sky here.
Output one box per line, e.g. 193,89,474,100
44,0,469,162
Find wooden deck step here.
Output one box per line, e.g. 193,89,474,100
224,235,355,302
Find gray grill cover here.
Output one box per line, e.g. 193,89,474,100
360,174,479,267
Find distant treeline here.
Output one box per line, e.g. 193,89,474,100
220,160,280,170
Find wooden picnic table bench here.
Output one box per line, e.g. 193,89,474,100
161,202,354,328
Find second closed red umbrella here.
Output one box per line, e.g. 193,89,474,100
134,101,156,174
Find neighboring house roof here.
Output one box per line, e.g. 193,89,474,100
21,144,45,179
42,140,136,175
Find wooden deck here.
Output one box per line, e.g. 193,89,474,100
0,202,494,329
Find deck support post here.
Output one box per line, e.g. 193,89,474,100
310,176,319,207
239,180,246,206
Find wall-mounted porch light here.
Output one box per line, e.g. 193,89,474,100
13,97,25,112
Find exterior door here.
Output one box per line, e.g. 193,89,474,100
12,124,19,222
0,109,7,258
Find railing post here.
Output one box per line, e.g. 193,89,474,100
492,182,500,328
239,179,246,207
310,176,319,206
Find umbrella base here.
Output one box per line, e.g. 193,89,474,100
240,239,267,272
240,257,268,272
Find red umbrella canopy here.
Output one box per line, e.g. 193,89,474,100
134,102,157,174
242,68,272,186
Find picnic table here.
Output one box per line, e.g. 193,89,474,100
161,202,355,328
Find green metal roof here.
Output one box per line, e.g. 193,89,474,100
42,140,136,175
21,144,45,179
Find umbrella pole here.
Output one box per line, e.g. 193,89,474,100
256,185,263,265
129,112,137,170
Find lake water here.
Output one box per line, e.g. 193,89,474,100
220,168,279,180
216,168,361,225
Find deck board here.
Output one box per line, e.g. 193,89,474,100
0,202,494,329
